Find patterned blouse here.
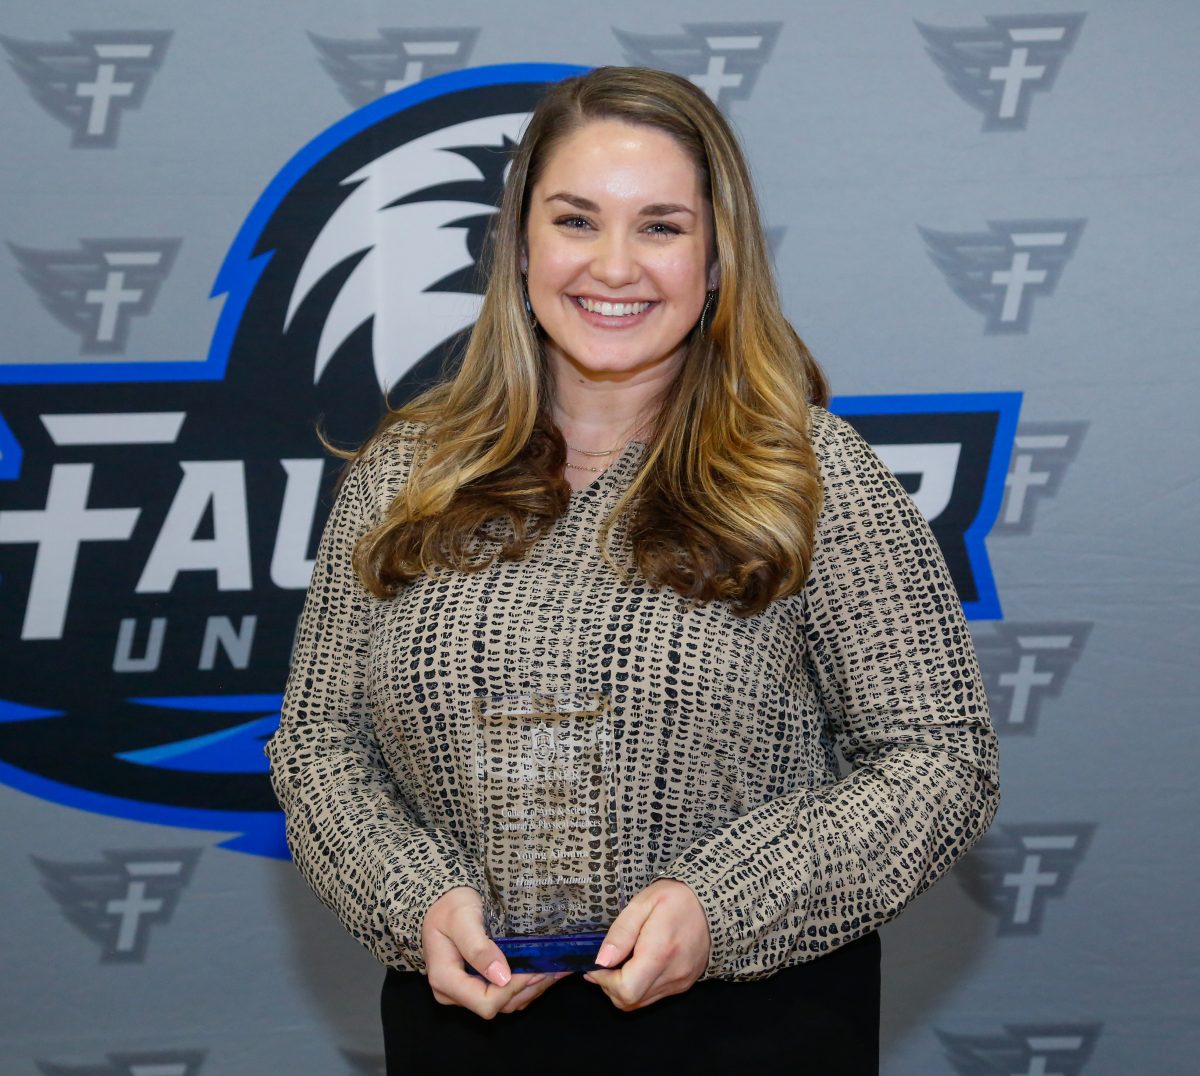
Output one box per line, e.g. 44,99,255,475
265,406,999,982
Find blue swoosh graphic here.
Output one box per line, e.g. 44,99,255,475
0,757,285,857
117,713,278,774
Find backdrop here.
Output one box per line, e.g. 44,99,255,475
1,2,1196,1073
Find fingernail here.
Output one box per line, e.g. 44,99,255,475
485,960,510,986
596,943,619,968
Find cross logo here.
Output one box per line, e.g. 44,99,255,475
998,422,1088,534
309,28,479,106
972,622,1091,734
937,1022,1103,1075
35,1049,207,1076
613,22,781,108
919,219,1085,333
33,848,201,962
916,14,1086,131
7,238,180,354
1,31,171,148
957,824,1094,935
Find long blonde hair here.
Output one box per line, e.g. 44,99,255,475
351,66,828,616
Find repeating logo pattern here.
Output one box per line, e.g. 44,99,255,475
916,14,1086,131
973,622,1091,734
937,1022,1102,1075
36,1050,206,1076
998,422,1088,533
957,824,1094,935
920,219,1085,333
8,238,181,355
613,22,780,107
1,31,171,148
309,28,479,106
33,848,201,961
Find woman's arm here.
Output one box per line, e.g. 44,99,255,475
652,410,1000,980
265,436,487,972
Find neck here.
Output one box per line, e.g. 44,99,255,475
548,350,677,450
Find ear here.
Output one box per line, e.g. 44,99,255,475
707,260,720,290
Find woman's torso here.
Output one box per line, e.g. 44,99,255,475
360,432,839,917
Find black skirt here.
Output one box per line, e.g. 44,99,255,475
381,931,880,1075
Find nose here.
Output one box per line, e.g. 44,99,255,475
589,231,639,289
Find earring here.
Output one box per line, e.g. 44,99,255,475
698,289,716,338
522,274,538,329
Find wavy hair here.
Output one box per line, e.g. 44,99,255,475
348,66,829,616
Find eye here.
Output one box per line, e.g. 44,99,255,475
644,222,682,237
554,215,592,231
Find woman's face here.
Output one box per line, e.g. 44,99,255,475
524,118,716,384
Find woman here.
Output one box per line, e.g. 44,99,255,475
266,66,999,1073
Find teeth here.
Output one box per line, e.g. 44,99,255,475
577,298,651,317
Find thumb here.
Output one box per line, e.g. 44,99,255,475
440,904,512,987
594,899,653,968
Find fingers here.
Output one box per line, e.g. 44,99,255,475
439,897,512,986
424,929,492,1010
422,887,519,1018
583,880,711,1011
459,933,511,988
431,966,570,1019
593,895,654,969
585,945,671,1011
431,970,552,1019
420,888,576,1018
498,971,572,1014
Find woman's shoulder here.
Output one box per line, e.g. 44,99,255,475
807,400,907,499
805,404,873,472
348,417,431,517
360,417,430,465
806,402,922,531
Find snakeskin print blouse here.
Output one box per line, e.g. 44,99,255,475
265,407,999,982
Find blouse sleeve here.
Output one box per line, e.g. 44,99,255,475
652,411,1000,981
264,437,488,972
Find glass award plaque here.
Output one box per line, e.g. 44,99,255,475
473,687,623,973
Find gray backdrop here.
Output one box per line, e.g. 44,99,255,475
1,2,1197,1074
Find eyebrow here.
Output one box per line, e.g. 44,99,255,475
545,192,696,217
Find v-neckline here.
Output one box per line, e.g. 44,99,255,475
568,439,646,502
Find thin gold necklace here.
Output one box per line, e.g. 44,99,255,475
566,442,620,457
564,460,605,473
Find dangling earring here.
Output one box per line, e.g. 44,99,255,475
698,289,716,338
522,274,538,329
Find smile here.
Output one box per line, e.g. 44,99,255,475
574,297,653,317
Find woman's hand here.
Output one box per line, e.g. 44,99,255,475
582,878,711,1010
421,886,569,1018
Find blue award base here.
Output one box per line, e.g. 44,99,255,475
468,931,610,975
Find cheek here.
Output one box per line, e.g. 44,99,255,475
527,244,583,296
657,253,710,299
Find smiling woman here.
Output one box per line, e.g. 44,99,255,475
525,120,718,488
266,65,998,1076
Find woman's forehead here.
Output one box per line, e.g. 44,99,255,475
534,119,705,203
